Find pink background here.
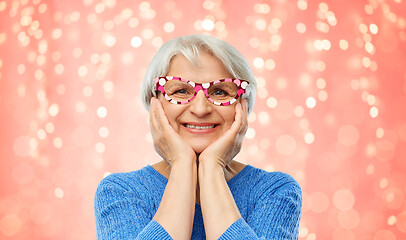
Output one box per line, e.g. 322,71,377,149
1,0,406,239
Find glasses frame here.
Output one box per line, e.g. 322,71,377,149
154,76,249,106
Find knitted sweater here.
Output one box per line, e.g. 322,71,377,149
94,164,302,239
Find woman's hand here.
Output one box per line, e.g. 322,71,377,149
198,98,248,168
150,97,196,167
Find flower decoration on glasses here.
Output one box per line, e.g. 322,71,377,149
155,76,249,106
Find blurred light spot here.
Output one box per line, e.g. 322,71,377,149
0,214,22,236
376,128,384,138
275,77,287,90
294,106,304,117
247,112,256,123
97,106,108,118
203,0,215,10
0,2,7,12
77,65,88,77
104,34,116,47
359,23,368,33
383,188,404,209
306,97,316,109
365,5,373,15
367,94,376,105
365,143,377,157
54,188,64,198
339,39,349,50
258,111,270,124
37,129,46,140
388,215,397,226
83,86,93,97
13,136,35,157
142,29,154,39
318,90,328,101
99,126,109,138
337,125,359,146
275,135,296,156
265,59,275,70
333,189,355,211
366,164,375,175
370,24,378,34
95,142,106,153
45,122,55,133
131,36,142,48
397,211,406,233
48,104,59,117
202,19,215,31
128,18,139,28
306,233,316,240
151,37,163,48
103,81,114,92
253,57,264,68
248,144,259,155
304,132,315,144
55,64,64,75
255,19,267,30
315,78,326,90
370,106,379,118
271,18,282,28
53,137,63,148
103,172,112,178
75,101,86,113
17,84,26,97
297,0,307,10
338,209,360,229
246,128,256,139
266,97,277,108
163,22,175,33
73,48,82,58
315,60,326,72
299,227,308,238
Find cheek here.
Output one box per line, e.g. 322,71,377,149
160,100,183,130
220,107,236,127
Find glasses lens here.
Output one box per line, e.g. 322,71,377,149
208,82,239,103
164,80,195,101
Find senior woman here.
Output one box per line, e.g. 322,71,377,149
94,34,302,239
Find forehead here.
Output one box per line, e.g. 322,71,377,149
167,51,233,83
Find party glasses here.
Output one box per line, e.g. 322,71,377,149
155,76,249,106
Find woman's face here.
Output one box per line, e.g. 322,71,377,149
158,51,238,154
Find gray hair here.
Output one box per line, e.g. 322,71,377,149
140,34,257,114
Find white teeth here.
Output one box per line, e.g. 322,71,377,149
185,124,216,130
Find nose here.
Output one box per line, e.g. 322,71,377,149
188,90,212,117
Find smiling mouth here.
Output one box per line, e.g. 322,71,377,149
184,124,217,130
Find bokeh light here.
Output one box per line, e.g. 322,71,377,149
1,0,406,239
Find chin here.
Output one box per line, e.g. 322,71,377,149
186,139,213,154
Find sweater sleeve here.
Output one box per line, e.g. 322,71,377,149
218,175,302,240
94,175,173,240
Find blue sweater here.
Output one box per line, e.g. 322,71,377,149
94,164,302,239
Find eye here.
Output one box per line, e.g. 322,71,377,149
212,89,228,96
174,89,188,94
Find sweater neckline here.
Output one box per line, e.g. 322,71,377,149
145,164,252,186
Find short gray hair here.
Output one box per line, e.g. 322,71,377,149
140,34,257,114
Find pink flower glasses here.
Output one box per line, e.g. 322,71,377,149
155,76,249,106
